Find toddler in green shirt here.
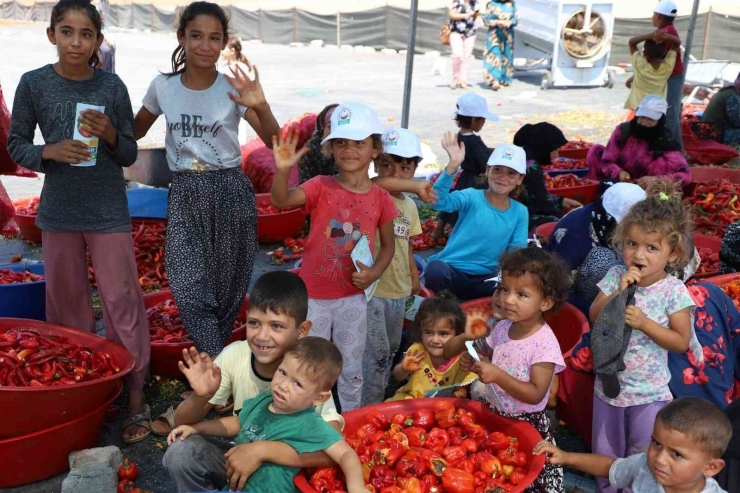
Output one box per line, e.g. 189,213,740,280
168,337,365,493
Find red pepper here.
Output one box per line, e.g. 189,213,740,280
356,423,379,441
462,438,479,454
448,427,467,446
405,427,427,447
421,474,439,489
428,456,448,477
441,467,476,493
395,457,420,478
366,409,390,431
396,477,426,493
427,428,450,452
369,464,396,490
368,430,389,444
482,432,509,451
431,400,455,413
411,409,436,431
465,424,487,441
474,452,502,478
512,451,527,468
117,458,139,481
509,468,527,486
457,409,476,428
497,447,517,466
435,408,457,429
458,458,476,474
442,445,467,465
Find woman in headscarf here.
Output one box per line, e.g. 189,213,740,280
701,72,740,146
297,104,339,184
545,182,646,315
483,0,517,91
513,122,582,229
588,94,690,188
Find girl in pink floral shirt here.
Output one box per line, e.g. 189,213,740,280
589,180,695,493
447,247,571,492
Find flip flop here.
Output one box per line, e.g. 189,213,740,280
122,404,152,445
151,405,177,436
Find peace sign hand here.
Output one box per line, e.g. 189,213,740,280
226,64,267,110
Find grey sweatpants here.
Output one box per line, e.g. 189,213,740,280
162,435,233,492
361,296,407,406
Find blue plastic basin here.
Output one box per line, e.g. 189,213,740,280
126,188,169,219
0,264,46,321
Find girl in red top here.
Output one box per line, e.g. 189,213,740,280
271,101,397,412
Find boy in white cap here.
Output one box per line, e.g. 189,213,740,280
434,92,498,239
424,136,529,300
361,127,424,405
625,0,679,115
652,0,684,145
271,101,398,412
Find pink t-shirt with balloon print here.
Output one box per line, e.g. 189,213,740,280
298,176,398,300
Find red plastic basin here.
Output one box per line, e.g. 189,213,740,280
460,299,589,358
295,398,545,493
692,233,723,280
0,319,133,439
703,273,740,288
13,197,42,244
549,179,600,205
0,381,122,487
256,193,306,244
690,166,740,184
534,222,557,240
558,142,592,160
144,290,248,378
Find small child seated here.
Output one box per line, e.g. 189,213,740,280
534,397,733,493
387,292,476,401
168,337,366,493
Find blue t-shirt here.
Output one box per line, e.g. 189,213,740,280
429,171,528,275
228,391,343,492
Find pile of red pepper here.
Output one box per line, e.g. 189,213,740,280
721,280,740,310
0,326,122,387
410,219,450,252
309,401,529,493
147,299,245,343
559,140,592,151
88,221,168,292
118,458,150,493
13,197,39,216
684,180,740,237
544,174,585,190
696,248,720,275
542,158,587,171
0,269,44,284
267,237,307,266
257,203,300,215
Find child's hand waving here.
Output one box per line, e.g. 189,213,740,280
272,128,309,172
226,64,267,110
441,131,465,172
401,348,425,372
167,425,198,445
465,311,489,340
178,347,222,400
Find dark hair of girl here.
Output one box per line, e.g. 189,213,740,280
226,37,248,64
165,1,230,77
410,291,466,343
455,114,474,129
50,0,103,68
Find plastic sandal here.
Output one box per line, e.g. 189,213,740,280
122,404,152,444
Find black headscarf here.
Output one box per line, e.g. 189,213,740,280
619,115,683,159
513,122,568,166
297,104,339,185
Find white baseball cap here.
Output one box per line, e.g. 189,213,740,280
321,101,384,144
382,127,423,160
602,183,646,222
635,94,669,121
456,93,499,121
487,144,526,174
654,0,678,17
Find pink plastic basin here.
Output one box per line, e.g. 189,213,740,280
0,381,122,487
256,193,306,244
144,290,248,378
295,398,545,493
0,319,133,438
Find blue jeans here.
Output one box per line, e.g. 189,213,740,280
666,74,684,148
423,259,497,301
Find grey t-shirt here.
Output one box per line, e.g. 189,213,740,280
610,454,726,493
142,73,246,172
7,64,136,233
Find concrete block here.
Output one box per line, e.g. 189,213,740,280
62,446,122,493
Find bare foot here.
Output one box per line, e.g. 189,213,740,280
122,390,150,443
